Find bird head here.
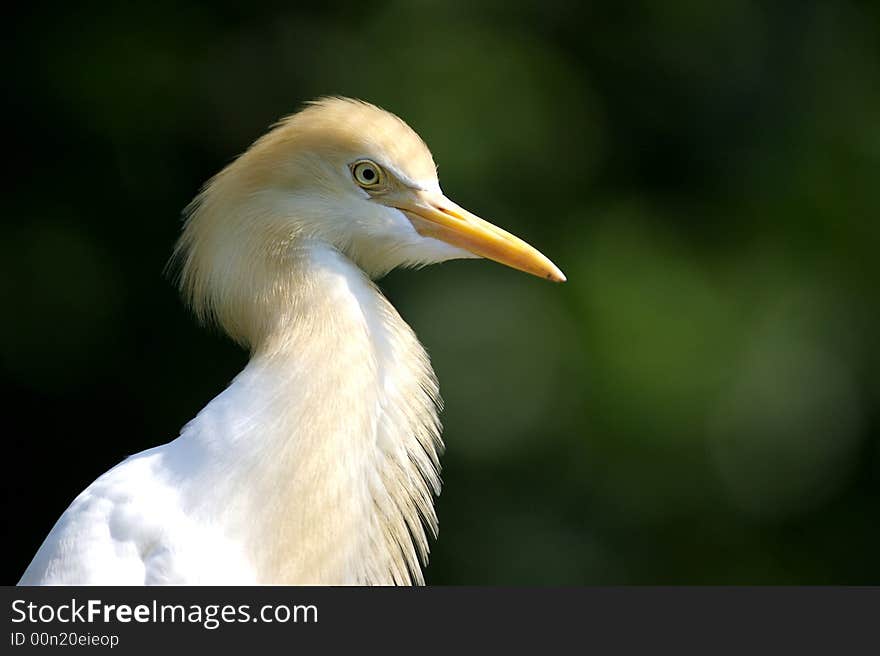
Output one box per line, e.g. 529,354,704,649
172,97,564,344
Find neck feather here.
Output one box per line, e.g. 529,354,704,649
174,242,442,584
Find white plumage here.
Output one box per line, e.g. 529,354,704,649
19,98,564,585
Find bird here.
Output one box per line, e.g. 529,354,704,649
19,97,565,585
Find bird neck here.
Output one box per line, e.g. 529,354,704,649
176,241,442,584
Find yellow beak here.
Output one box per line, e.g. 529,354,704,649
392,191,566,282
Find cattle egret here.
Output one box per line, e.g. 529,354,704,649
19,98,565,585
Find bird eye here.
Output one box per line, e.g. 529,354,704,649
351,160,383,188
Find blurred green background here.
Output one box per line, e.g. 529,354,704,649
4,1,879,584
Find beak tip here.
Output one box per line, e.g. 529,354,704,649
546,265,567,283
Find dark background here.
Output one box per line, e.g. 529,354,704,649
4,1,879,584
